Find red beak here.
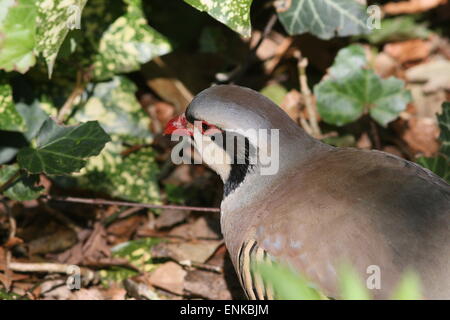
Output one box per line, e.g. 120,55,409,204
164,113,193,136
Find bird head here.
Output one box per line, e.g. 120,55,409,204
164,85,318,197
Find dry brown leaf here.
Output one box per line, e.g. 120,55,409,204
148,261,186,295
69,288,105,300
406,59,450,93
402,117,440,156
169,216,221,240
384,40,433,64
374,52,398,78
154,209,188,229
152,240,222,264
357,133,372,150
280,89,302,121
184,269,232,299
383,0,448,14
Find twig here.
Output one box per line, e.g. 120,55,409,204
45,195,221,213
57,69,89,123
0,169,21,194
216,13,278,83
369,119,382,150
296,54,322,138
179,260,223,274
123,278,160,300
0,199,14,290
8,262,96,283
250,13,278,54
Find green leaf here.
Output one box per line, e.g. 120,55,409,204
0,0,37,73
260,84,288,106
0,80,25,131
72,76,161,203
277,0,368,40
17,118,111,175
15,100,49,140
328,44,367,79
255,261,325,300
92,0,172,80
363,16,431,45
35,0,88,77
0,164,43,201
391,270,422,300
417,157,449,184
184,0,253,37
315,45,411,127
416,102,450,182
338,264,371,300
438,102,450,159
101,237,163,285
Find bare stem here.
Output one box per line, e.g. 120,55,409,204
57,69,89,123
45,195,221,213
298,56,322,138
0,169,21,194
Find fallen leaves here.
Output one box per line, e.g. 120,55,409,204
148,261,186,295
384,39,433,64
406,59,450,92
402,117,440,156
383,0,448,14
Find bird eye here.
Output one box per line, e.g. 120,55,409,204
202,122,209,132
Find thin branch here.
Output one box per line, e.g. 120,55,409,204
297,54,322,138
57,69,89,123
0,200,16,291
45,195,221,213
216,13,278,83
8,262,96,282
0,169,21,194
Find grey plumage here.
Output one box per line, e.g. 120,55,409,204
183,85,450,299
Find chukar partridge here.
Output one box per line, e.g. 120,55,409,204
165,85,450,300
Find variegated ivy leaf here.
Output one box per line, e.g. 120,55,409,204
184,0,253,37
92,0,172,80
35,0,88,77
0,80,25,131
73,76,161,203
276,0,369,40
0,0,37,73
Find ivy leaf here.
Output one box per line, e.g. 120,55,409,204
0,80,25,131
315,45,411,127
277,0,368,40
315,70,411,126
72,76,161,203
35,0,88,77
363,16,431,45
17,119,111,175
328,44,367,79
184,0,253,37
92,0,172,80
15,100,49,141
417,157,449,183
0,0,37,73
416,102,450,183
438,102,450,159
0,164,44,201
